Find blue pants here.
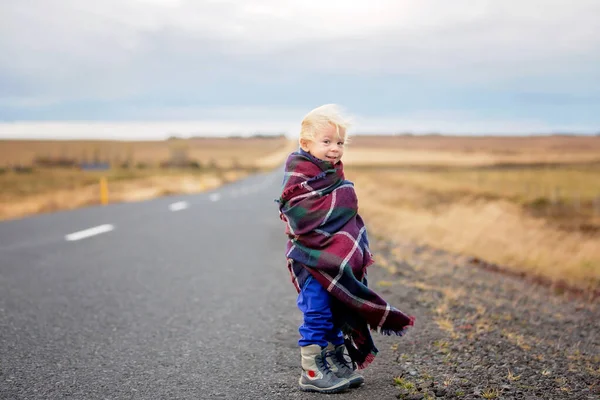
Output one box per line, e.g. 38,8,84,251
297,275,344,348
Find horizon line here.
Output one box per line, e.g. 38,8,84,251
1,131,599,142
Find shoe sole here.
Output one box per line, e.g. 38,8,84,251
348,377,364,388
298,379,350,394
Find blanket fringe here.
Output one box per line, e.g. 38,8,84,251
356,351,377,370
379,326,412,337
377,315,415,337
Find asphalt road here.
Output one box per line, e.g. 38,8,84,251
0,171,407,399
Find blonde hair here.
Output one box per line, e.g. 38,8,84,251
299,104,352,143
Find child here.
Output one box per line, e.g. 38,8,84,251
277,104,415,394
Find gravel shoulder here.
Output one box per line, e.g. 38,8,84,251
290,236,599,399
358,236,600,400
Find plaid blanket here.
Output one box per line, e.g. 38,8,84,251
277,149,415,369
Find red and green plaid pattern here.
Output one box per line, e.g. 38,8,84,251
278,149,415,369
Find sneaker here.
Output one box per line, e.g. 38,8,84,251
325,343,365,388
299,344,351,393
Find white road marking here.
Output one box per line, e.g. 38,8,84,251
65,224,114,241
169,201,189,211
210,193,221,202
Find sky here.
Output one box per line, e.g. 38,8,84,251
0,0,599,139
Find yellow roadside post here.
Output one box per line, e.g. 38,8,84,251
100,176,109,205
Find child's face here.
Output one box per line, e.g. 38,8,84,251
300,124,346,164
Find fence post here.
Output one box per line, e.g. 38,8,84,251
100,177,109,205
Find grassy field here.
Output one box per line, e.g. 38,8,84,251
342,135,600,293
2,134,599,292
0,136,294,220
0,136,289,168
345,134,600,158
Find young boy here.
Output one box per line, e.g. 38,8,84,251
277,105,415,394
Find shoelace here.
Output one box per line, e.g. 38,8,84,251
329,350,354,371
316,355,336,377
326,350,353,372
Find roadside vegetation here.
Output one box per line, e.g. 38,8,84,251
343,135,600,293
2,133,599,292
0,136,293,220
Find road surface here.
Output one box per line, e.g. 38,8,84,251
0,170,406,399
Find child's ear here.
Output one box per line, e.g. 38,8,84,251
299,138,310,151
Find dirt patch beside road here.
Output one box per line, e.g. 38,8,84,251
359,237,599,399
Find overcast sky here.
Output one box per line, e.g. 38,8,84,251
1,0,599,139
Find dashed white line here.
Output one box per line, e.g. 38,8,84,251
65,224,114,241
210,193,221,202
169,201,189,211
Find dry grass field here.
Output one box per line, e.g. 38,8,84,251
343,135,600,166
1,133,599,292
342,135,600,293
0,136,290,168
0,136,294,221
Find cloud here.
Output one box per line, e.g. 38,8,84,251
0,0,599,132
